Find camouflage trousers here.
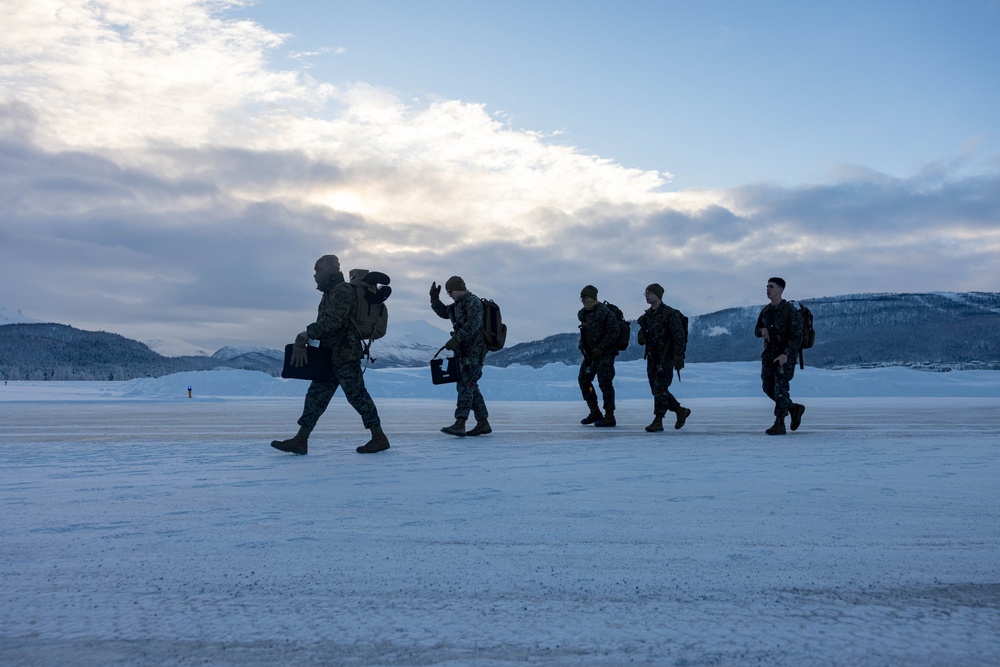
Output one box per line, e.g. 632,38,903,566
579,355,616,413
647,361,682,416
455,357,488,421
761,359,796,419
298,361,381,431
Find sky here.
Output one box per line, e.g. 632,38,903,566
1,0,999,352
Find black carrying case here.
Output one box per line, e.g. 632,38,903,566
281,344,333,382
430,351,462,385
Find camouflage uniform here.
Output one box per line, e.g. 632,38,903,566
578,302,621,414
754,299,803,419
432,291,489,421
297,271,381,431
637,303,687,417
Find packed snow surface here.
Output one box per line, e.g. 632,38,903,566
1,362,998,666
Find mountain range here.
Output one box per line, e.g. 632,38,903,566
2,292,998,381
490,291,1000,371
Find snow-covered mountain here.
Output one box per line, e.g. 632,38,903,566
4,293,1000,380
488,291,1000,370
143,320,451,369
688,291,1000,369
0,306,40,326
144,337,214,357
365,319,452,367
212,345,284,361
208,320,453,371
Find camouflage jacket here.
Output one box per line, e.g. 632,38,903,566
637,303,686,363
431,291,486,360
578,302,620,357
305,272,362,365
754,299,803,361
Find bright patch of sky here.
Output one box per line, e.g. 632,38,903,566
235,0,1000,188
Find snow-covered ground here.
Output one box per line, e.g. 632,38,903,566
1,362,999,666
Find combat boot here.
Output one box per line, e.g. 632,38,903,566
581,405,604,425
357,427,390,453
441,418,467,437
466,419,492,437
271,430,308,455
645,415,664,432
789,403,805,431
595,411,616,427
674,406,692,430
765,417,786,435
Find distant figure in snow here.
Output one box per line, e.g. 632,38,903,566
271,254,390,455
430,276,491,437
754,277,806,435
637,283,691,432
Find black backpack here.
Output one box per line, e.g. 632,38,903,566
603,301,631,351
674,308,689,350
789,300,815,369
481,298,507,352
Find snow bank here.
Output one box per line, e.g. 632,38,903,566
2,361,998,401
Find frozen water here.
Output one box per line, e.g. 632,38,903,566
1,364,999,666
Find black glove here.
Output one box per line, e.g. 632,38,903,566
445,336,459,352
430,282,441,301
674,355,685,371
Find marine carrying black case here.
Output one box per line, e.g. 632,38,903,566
430,348,462,385
281,344,333,382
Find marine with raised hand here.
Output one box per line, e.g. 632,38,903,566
430,276,492,437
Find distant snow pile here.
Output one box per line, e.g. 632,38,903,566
120,369,301,399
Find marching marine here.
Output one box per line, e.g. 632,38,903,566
637,283,691,432
271,254,390,455
754,276,806,435
577,284,620,427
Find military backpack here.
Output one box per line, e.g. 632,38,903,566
481,298,507,352
347,269,391,363
675,308,689,350
789,300,815,369
603,301,631,351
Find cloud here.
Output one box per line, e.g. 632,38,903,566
1,1,998,350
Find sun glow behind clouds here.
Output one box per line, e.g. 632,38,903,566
3,0,698,248
318,190,367,216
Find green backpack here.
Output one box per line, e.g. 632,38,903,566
347,270,391,362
